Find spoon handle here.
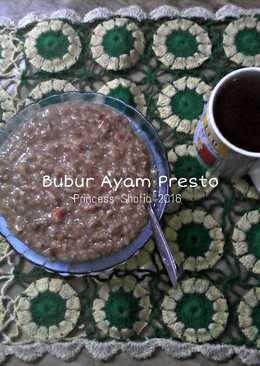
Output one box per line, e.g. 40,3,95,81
149,205,178,288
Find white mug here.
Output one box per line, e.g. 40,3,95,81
194,67,260,192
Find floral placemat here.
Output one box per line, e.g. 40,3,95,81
1,5,260,365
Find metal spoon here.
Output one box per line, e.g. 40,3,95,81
148,204,178,288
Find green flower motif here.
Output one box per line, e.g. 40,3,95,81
223,17,260,66
98,78,146,115
232,210,260,274
165,209,224,271
167,144,217,201
166,30,197,57
15,278,80,341
103,27,134,57
231,177,260,200
93,276,150,338
153,19,211,70
24,20,82,72
162,278,229,343
157,76,211,134
238,288,260,347
26,79,77,104
90,18,145,71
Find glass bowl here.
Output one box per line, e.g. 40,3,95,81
0,92,169,275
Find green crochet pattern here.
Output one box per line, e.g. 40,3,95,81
36,31,70,60
102,27,134,57
104,288,141,329
166,30,198,57
235,29,260,56
177,223,211,257
176,293,214,329
247,224,260,259
1,13,260,363
252,305,260,330
171,89,204,120
173,155,206,180
108,85,135,106
30,291,66,327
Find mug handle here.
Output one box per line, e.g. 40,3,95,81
249,161,260,193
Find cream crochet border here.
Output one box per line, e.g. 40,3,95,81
1,339,260,365
1,4,260,365
0,4,260,28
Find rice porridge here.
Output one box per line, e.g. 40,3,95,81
0,101,152,262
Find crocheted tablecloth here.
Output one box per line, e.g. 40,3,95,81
1,5,260,365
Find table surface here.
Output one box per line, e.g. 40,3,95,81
2,1,258,365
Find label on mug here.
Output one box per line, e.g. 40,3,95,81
194,108,254,176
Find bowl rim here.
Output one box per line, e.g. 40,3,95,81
0,91,169,275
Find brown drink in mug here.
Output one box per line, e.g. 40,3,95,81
194,67,260,192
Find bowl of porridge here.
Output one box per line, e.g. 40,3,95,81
0,92,169,274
